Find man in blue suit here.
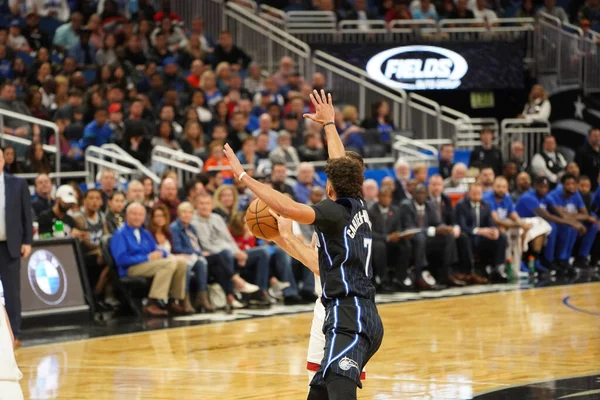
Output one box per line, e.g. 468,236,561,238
455,183,508,283
0,148,32,348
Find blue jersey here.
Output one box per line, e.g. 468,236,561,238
515,189,544,218
311,197,375,305
542,188,585,214
483,192,515,220
592,187,600,214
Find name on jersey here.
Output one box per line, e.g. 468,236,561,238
347,210,372,239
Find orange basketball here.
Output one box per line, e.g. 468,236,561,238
245,198,279,240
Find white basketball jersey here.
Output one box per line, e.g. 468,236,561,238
0,306,22,382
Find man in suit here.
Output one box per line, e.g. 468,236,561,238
368,188,405,291
392,159,412,205
398,184,463,290
0,148,32,348
455,183,508,283
428,175,487,284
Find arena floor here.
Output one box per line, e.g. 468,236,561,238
15,281,600,400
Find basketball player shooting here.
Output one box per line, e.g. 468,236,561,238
223,90,384,400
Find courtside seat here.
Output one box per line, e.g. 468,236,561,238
101,236,151,318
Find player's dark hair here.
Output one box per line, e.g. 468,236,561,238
345,150,364,170
561,173,576,184
325,157,363,199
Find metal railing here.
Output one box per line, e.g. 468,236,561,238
500,119,551,162
392,133,442,166
583,35,600,94
224,2,311,79
455,118,500,149
161,0,225,39
84,146,160,186
0,109,63,181
151,146,204,184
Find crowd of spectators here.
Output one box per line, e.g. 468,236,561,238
368,126,600,291
264,0,600,31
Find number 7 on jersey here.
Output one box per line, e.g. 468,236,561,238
363,238,372,277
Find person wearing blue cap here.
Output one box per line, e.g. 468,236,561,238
162,56,189,93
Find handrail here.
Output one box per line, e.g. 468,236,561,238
101,144,161,183
338,20,387,31
227,3,310,55
538,11,562,26
16,171,89,180
0,109,61,181
151,146,204,170
85,146,161,183
393,134,440,156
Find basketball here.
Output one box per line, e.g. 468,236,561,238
246,198,279,240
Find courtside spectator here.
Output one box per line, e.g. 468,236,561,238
157,178,181,222
392,159,412,205
469,127,503,176
31,174,54,219
106,192,125,234
429,175,486,284
413,163,428,185
37,185,84,238
73,189,110,305
399,184,463,290
439,143,455,180
110,203,189,317
192,193,270,306
575,128,600,190
509,141,527,172
172,202,229,313
478,167,495,194
98,169,116,212
368,188,404,290
531,136,567,185
362,179,379,208
455,183,508,283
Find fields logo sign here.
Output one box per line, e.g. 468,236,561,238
366,46,468,90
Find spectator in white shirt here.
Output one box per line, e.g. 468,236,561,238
519,84,551,123
531,136,567,185
472,0,497,22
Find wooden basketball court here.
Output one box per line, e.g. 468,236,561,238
15,282,600,399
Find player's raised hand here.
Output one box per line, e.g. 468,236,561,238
269,210,294,239
223,143,246,180
303,89,334,125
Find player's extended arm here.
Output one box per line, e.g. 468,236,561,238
303,89,345,159
223,144,316,224
490,211,515,229
269,211,319,275
536,206,584,229
272,236,319,276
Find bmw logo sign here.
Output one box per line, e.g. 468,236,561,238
28,250,68,306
